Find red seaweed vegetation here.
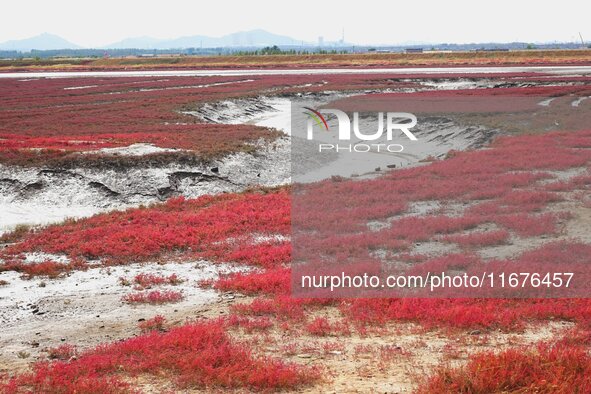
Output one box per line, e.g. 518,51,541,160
1,189,290,267
417,331,591,393
1,128,591,327
120,272,184,289
0,74,422,167
122,289,184,305
1,110,591,391
1,320,318,393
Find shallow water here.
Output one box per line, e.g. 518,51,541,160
195,94,499,182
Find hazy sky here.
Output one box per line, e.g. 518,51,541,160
1,0,589,47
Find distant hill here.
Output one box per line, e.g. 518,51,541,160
101,36,163,50
105,29,306,49
0,33,81,51
2,31,583,54
0,30,307,52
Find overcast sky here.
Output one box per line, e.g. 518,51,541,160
1,0,589,47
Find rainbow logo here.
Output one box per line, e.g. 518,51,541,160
303,107,329,131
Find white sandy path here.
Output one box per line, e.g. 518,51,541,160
0,260,249,326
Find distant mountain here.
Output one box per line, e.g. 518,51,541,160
105,29,306,49
102,36,164,50
0,33,81,51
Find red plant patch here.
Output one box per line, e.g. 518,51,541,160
305,317,333,337
494,212,559,237
343,297,591,330
2,320,316,392
138,315,167,333
232,297,307,320
214,267,290,295
417,339,591,393
0,259,86,279
228,315,274,333
2,190,290,267
121,272,184,289
46,344,77,361
122,290,184,305
439,229,510,247
0,74,430,167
